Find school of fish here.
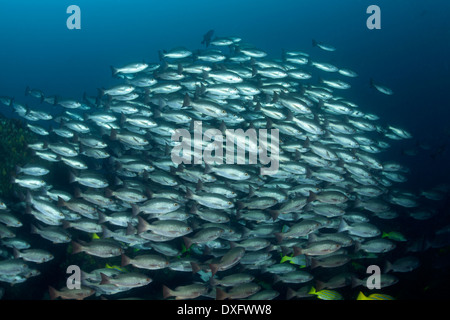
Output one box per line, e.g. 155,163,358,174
0,30,449,300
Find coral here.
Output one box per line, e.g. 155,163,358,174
0,114,36,198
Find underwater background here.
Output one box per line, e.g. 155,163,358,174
0,0,449,300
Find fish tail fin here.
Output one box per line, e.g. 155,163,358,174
310,257,319,269
137,216,149,234
280,254,292,264
162,285,172,299
98,212,107,224
209,263,219,277
121,253,131,267
185,187,194,200
48,286,60,300
126,223,136,236
101,225,114,239
312,39,318,47
356,291,368,300
384,260,393,273
293,246,303,257
104,188,114,198
269,209,280,222
182,93,191,107
71,241,83,254
30,224,39,234
110,65,118,77
216,287,228,300
307,191,317,203
351,276,362,288
204,164,213,174
158,50,165,61
274,232,284,244
99,273,111,285
62,221,71,229
12,247,20,259
236,201,245,211
190,261,201,274
57,196,66,208
183,236,193,250
315,279,326,291
337,218,349,233
109,128,118,141
97,88,105,98
68,171,77,184
285,287,297,300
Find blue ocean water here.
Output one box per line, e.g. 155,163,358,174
0,0,449,300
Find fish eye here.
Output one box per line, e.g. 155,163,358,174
222,110,226,113
228,202,232,205
174,203,179,206
244,173,248,176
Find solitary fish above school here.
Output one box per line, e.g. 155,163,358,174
370,78,393,95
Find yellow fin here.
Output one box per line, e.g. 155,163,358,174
280,255,292,264
357,291,368,300
105,263,127,272
92,233,100,240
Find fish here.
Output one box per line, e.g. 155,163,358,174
209,273,255,287
48,286,95,300
12,175,46,190
30,224,71,244
13,248,54,263
206,247,246,276
69,172,109,189
121,253,169,270
308,287,343,300
162,283,209,300
370,78,393,95
159,47,193,60
216,283,261,300
71,239,123,258
201,30,215,47
274,270,314,284
312,39,336,52
384,256,420,273
356,291,395,300
99,272,152,289
111,63,149,76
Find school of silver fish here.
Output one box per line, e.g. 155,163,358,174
0,31,449,300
